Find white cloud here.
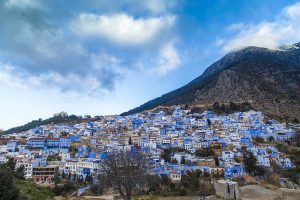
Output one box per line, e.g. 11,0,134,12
0,2,128,95
0,54,122,96
0,1,179,99
219,2,300,52
150,42,181,76
284,2,300,20
73,13,175,45
0,63,27,90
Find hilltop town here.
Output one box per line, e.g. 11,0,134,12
0,106,299,199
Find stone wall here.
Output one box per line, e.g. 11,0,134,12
214,180,240,200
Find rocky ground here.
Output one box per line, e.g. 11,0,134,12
206,185,300,200
239,185,300,200
53,185,300,200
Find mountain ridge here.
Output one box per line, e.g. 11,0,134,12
122,43,300,121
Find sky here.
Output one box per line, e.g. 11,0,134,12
1,0,300,129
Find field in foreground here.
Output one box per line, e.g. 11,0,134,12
239,185,300,200
53,185,300,200
16,179,54,200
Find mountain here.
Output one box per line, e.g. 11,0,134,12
122,43,300,121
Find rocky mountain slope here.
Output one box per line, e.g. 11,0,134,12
122,43,300,121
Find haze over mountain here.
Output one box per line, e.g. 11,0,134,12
123,43,300,121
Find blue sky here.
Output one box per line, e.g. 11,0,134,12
1,0,300,129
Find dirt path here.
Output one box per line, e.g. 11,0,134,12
240,185,300,200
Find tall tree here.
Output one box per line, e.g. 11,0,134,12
243,149,257,175
99,150,149,200
128,137,132,145
181,156,186,164
212,102,220,111
0,164,19,200
6,157,16,171
15,165,25,180
207,119,212,127
295,130,300,147
242,149,265,177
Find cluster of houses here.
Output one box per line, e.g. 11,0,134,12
0,106,295,184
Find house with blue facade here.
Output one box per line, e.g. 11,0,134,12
77,145,90,158
225,164,246,178
7,140,18,152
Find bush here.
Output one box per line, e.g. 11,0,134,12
232,177,246,186
178,188,187,196
197,181,215,196
54,182,76,196
147,175,161,194
276,144,290,154
161,175,171,186
195,148,215,157
265,170,280,186
253,137,265,143
90,184,104,195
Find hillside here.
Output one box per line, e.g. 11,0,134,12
16,179,54,200
122,43,300,121
0,115,100,135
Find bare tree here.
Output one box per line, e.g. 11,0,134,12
99,150,150,200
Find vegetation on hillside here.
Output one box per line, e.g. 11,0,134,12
16,179,54,200
143,172,214,197
242,148,265,177
275,137,300,183
0,114,99,135
211,101,254,114
195,147,216,157
0,161,19,200
0,158,54,200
